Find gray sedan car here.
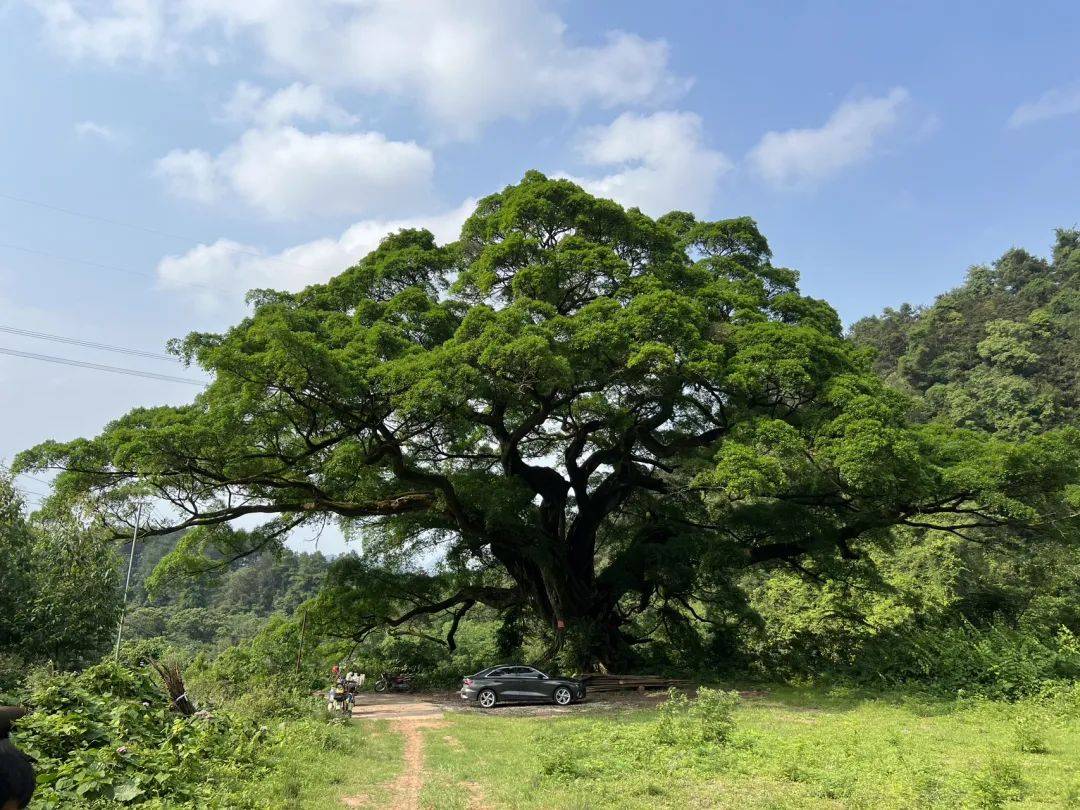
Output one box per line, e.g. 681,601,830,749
460,665,586,708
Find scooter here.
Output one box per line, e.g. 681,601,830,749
374,672,413,693
327,682,354,714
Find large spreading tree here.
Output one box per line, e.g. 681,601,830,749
18,173,1079,667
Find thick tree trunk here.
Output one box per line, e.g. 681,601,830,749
490,510,643,670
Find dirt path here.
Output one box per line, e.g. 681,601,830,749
386,717,444,810
342,689,712,807
341,712,494,807
339,716,444,809
350,692,447,721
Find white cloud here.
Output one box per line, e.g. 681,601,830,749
32,0,686,137
565,111,731,216
156,199,476,311
748,88,910,187
29,0,173,63
155,126,434,219
1008,81,1080,128
154,148,220,204
74,120,118,141
222,82,358,128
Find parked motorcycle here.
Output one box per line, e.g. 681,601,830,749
327,681,354,714
374,672,413,693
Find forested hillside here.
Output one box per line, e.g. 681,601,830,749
752,228,1080,687
851,229,1080,436
121,533,333,654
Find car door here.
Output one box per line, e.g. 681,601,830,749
514,667,551,699
499,667,532,700
484,667,509,699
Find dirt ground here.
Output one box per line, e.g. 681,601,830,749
349,687,690,722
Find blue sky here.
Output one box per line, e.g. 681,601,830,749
1,0,1078,552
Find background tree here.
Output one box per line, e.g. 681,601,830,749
0,473,121,675
17,174,1080,667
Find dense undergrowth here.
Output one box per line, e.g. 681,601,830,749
8,661,385,809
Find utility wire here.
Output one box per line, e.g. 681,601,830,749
0,346,207,386
0,462,53,487
0,240,227,295
0,324,177,362
0,189,322,274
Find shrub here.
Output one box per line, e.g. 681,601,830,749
14,661,280,808
1012,713,1049,754
537,688,741,783
847,621,1080,699
655,687,739,746
969,756,1025,809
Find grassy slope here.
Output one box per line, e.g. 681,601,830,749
415,686,1080,809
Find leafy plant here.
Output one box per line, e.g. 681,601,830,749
16,662,277,808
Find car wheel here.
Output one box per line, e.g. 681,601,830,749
477,689,497,709
553,686,573,706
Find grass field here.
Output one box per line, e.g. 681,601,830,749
303,684,1080,809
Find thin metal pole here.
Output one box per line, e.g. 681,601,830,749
295,606,309,674
114,503,143,661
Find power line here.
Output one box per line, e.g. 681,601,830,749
0,239,227,295
0,189,322,274
0,462,53,487
0,346,208,386
0,324,177,362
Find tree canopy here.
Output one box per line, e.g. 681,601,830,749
17,173,1080,667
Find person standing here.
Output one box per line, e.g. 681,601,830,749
0,707,34,810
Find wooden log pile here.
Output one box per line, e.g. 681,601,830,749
579,674,694,693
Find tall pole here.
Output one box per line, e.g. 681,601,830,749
114,502,144,661
295,606,309,674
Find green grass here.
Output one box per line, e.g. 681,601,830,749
249,717,404,808
417,684,1080,809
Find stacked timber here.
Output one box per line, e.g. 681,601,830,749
579,674,693,693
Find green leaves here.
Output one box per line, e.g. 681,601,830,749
13,173,1079,667
18,662,279,808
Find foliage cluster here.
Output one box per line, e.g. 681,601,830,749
9,660,380,809
15,662,272,807
0,475,121,685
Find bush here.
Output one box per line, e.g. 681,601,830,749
655,687,739,746
537,688,741,783
1011,712,1049,754
969,756,1025,809
14,661,281,808
859,622,1080,699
